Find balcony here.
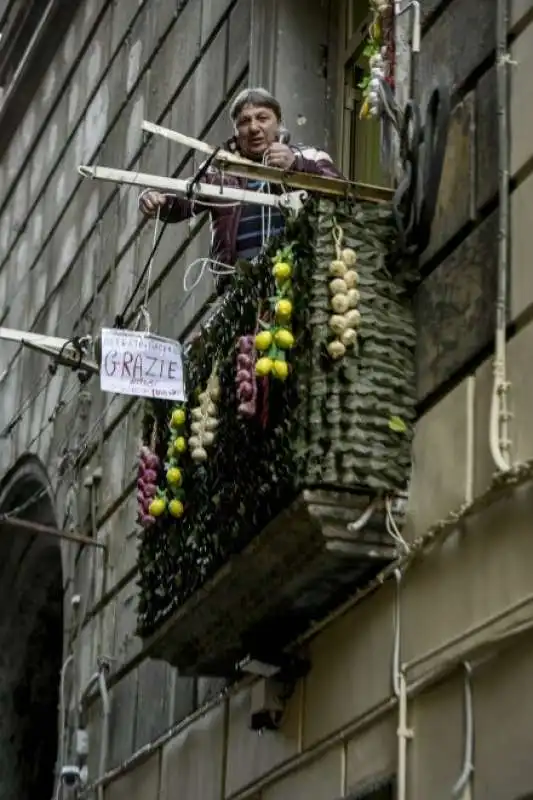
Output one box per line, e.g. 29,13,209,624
136,194,416,677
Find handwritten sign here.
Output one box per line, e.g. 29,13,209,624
100,328,185,401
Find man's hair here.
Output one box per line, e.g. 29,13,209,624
229,87,282,122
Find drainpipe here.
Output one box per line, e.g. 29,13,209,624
78,658,111,800
392,570,413,800
490,0,512,472
97,662,111,800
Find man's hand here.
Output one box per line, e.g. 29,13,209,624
264,143,296,170
139,190,168,217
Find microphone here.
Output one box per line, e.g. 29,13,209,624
278,127,291,145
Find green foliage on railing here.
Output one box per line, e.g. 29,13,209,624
137,197,417,637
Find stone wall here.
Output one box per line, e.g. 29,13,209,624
3,0,533,797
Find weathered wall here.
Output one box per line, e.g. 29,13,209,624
3,0,533,797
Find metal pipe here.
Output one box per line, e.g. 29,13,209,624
451,662,474,798
97,667,110,800
490,0,512,471
0,515,106,548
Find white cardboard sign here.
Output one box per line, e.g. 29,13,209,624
100,328,185,401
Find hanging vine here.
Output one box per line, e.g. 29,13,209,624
359,0,395,119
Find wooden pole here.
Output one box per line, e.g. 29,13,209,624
141,119,395,204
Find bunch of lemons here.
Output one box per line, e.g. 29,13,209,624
254,247,296,381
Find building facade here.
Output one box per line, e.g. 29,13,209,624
1,0,533,799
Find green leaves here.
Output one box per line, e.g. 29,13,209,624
388,415,407,434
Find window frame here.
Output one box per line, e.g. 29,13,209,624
336,0,390,187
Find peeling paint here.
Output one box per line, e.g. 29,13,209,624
0,210,11,254
87,40,102,92
56,173,66,206
22,110,36,148
33,266,48,317
63,26,77,64
42,67,57,104
86,191,100,236
13,180,28,225
125,95,145,162
118,186,139,253
47,123,59,164
30,150,44,196
81,237,98,308
127,40,143,93
82,83,109,162
32,213,44,248
55,226,79,285
68,81,80,126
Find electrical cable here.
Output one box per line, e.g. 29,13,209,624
391,81,451,256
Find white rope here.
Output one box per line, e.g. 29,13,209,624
386,495,410,554
183,257,236,293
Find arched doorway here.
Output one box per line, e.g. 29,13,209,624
0,456,64,800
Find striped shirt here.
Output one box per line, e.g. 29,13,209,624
235,179,286,261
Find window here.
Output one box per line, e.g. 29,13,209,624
338,0,390,187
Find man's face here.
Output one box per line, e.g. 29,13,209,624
234,104,280,158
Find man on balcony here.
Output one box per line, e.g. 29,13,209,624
138,87,343,291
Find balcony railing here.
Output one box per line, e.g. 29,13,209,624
136,194,416,677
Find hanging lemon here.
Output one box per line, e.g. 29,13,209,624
171,408,186,427
148,497,166,517
255,357,273,376
275,298,293,319
272,261,292,281
166,467,183,487
255,330,273,351
272,360,289,380
274,328,294,349
168,499,185,518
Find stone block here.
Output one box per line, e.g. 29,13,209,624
201,0,234,45
418,0,495,97
421,93,475,263
134,659,172,750
474,638,533,798
415,210,497,401
510,19,533,176
404,376,474,541
401,480,533,667
303,581,395,747
105,753,161,800
511,0,533,27
113,580,142,667
227,0,251,89
409,675,463,800
476,66,498,209
108,670,139,769
510,170,533,321
170,672,197,725
263,748,342,800
225,683,300,796
193,25,227,134
160,702,226,800
197,678,226,706
346,717,396,795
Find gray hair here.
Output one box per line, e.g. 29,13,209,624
229,87,282,122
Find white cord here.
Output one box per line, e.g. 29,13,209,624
386,495,410,554
452,661,474,798
182,257,236,293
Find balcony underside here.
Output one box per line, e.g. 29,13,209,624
143,488,397,676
